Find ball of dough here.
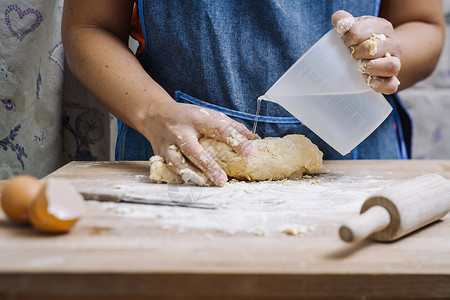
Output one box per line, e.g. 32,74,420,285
149,134,323,185
199,134,323,181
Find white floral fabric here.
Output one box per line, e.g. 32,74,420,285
0,0,112,179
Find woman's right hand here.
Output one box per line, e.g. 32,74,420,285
62,0,258,186
143,101,259,187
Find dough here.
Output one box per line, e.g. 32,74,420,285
367,33,386,56
149,134,323,185
149,156,183,184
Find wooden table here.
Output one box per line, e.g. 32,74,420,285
0,160,449,299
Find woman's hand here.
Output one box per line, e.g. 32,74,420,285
332,10,402,94
144,101,259,187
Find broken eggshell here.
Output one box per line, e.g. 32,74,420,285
29,178,85,233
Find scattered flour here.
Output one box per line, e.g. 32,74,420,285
86,172,389,237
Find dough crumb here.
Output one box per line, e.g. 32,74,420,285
226,131,244,147
368,41,377,56
161,224,172,230
367,33,386,56
367,75,380,89
309,225,318,231
253,227,266,236
179,168,208,186
350,46,356,58
149,155,183,184
113,205,137,215
283,181,292,187
279,225,308,236
357,59,366,73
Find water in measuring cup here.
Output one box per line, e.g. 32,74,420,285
271,90,391,154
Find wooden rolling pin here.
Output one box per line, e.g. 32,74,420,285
340,174,450,242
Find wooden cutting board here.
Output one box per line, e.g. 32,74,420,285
0,160,449,300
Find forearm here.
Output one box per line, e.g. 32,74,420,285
379,0,445,91
394,21,445,90
62,23,174,135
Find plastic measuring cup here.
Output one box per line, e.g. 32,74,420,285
260,29,392,155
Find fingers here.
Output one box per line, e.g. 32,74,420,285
177,108,258,185
177,138,228,187
164,144,213,186
196,110,257,157
161,137,227,187
332,10,401,94
358,54,401,94
227,117,260,141
350,35,401,59
151,104,259,187
351,36,385,58
204,120,253,156
362,74,400,95
212,111,260,141
203,120,254,156
341,17,395,49
332,10,355,35
333,10,399,59
357,56,401,77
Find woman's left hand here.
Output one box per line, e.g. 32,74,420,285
332,10,401,95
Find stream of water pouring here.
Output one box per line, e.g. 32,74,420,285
252,96,265,134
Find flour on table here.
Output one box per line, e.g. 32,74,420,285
149,134,323,185
88,172,388,237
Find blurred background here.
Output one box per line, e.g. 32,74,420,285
1,1,449,179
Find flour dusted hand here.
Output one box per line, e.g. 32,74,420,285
149,134,323,185
332,10,402,94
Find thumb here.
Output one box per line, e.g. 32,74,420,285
332,10,354,35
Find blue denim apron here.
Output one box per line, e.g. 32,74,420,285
116,0,411,160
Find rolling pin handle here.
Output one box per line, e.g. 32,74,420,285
340,206,391,243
